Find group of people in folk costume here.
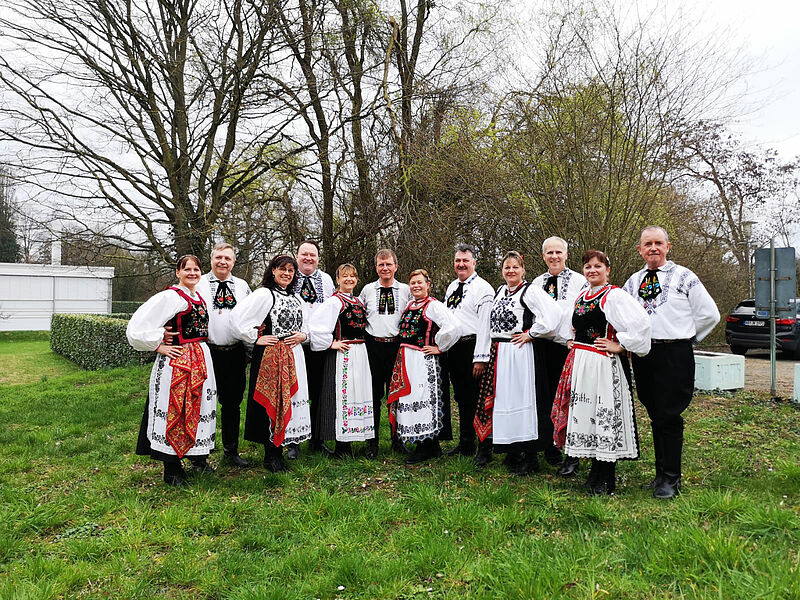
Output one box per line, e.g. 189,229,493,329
127,226,720,499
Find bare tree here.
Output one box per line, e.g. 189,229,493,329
0,0,304,262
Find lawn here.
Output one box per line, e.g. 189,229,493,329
0,332,798,599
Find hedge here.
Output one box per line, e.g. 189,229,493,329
50,313,154,370
111,300,143,313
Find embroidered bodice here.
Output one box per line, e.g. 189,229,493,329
398,297,439,348
572,285,617,344
490,282,534,337
334,292,367,340
261,288,304,338
166,287,209,344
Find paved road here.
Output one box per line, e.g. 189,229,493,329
740,350,797,397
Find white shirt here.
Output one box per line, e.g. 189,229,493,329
358,279,412,338
555,286,652,356
231,287,308,348
474,282,561,360
126,286,203,351
623,260,720,343
295,269,335,318
443,272,495,361
196,273,252,346
531,268,588,309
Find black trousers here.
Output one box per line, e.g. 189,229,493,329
632,340,694,476
534,338,569,452
303,344,326,444
365,336,400,441
209,343,247,453
444,338,479,444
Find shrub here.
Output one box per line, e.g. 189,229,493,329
51,314,154,370
111,300,143,313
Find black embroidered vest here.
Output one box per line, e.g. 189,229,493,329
260,288,304,338
334,292,368,340
398,297,439,348
166,287,209,344
572,285,616,344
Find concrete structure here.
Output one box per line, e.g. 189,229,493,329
694,350,746,391
794,364,800,404
0,262,114,331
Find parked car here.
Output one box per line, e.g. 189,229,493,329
725,298,800,357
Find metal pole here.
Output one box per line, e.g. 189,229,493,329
770,238,777,397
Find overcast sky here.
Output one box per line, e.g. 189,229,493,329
708,0,800,160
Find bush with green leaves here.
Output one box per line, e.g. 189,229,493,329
111,300,143,313
50,313,154,370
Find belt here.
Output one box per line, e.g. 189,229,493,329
207,342,242,351
572,341,611,357
651,338,690,344
457,334,477,343
341,339,365,344
372,336,398,343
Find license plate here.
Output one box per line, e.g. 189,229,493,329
743,320,765,326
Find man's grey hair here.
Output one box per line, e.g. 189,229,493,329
454,243,476,259
638,226,670,245
541,236,568,254
211,242,236,257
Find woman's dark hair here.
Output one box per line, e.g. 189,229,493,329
501,251,525,270
176,254,201,271
581,249,610,268
261,255,299,292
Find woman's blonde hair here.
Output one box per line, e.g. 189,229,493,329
408,268,430,283
335,263,358,281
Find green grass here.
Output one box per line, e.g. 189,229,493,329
1,333,799,599
0,331,80,385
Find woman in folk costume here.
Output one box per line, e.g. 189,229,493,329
308,263,375,458
127,255,217,487
388,269,460,465
231,255,312,472
473,251,561,475
551,250,651,495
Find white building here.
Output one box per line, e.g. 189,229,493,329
0,262,114,331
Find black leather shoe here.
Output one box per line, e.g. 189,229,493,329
190,458,215,474
474,445,492,468
513,452,540,476
223,453,250,468
446,440,476,457
586,478,616,496
503,452,522,472
163,463,189,486
264,455,289,472
365,439,378,459
641,475,664,490
405,440,441,465
653,475,681,499
286,444,300,460
558,456,580,478
544,446,562,467
334,442,354,459
392,438,409,455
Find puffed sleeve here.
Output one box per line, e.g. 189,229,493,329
688,279,720,343
309,296,343,351
126,290,186,352
230,287,274,346
522,284,561,338
358,283,370,308
473,283,496,362
552,301,576,346
603,288,651,356
427,300,461,352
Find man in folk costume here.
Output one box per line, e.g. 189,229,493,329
359,249,411,457
295,240,335,458
195,243,252,468
531,236,588,476
442,243,495,464
623,226,720,499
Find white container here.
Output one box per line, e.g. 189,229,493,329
694,351,745,391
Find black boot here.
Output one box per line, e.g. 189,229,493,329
513,450,540,476
446,438,476,457
392,436,409,455
286,443,300,460
586,460,615,496
365,438,379,459
653,472,681,499
189,455,215,474
503,450,523,473
223,444,250,468
544,445,563,467
406,439,441,465
558,455,580,477
654,426,683,499
474,439,493,467
642,425,665,489
163,460,188,486
264,444,289,472
584,459,601,493
334,441,354,459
